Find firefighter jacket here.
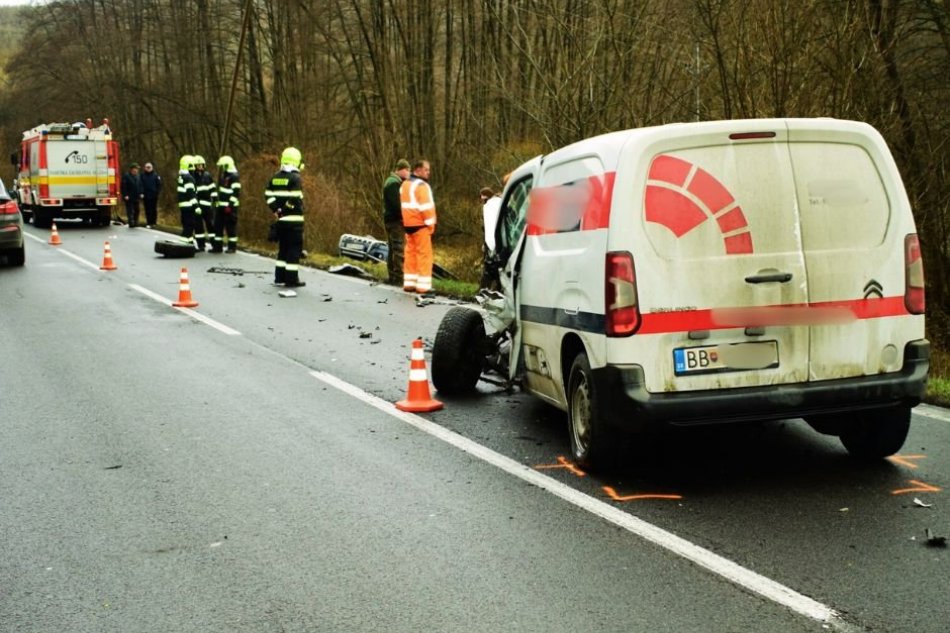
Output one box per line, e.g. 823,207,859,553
382,172,403,224
265,167,304,222
217,171,241,213
400,175,436,230
176,170,198,211
195,170,216,216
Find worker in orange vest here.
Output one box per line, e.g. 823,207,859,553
400,159,437,294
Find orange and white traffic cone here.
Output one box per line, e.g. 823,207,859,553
48,223,62,246
99,241,117,270
172,267,199,308
395,339,444,413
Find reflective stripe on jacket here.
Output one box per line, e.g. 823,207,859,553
176,171,198,209
400,176,436,228
265,167,304,219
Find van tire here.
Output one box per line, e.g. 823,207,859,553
8,245,25,266
567,352,611,470
431,307,487,395
839,406,911,460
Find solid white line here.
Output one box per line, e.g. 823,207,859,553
310,370,845,628
915,403,950,423
128,283,241,336
24,232,103,272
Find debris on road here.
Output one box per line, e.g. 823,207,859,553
329,263,372,278
321,294,333,302
278,290,298,298
208,266,270,276
924,528,947,548
913,497,933,508
359,331,373,339
415,294,462,308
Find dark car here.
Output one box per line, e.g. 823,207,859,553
0,177,25,266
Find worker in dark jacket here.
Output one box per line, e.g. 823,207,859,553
193,155,216,250
139,162,163,228
177,155,199,247
212,155,241,253
382,159,410,285
265,147,305,287
120,163,143,227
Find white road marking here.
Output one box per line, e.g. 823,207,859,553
24,232,102,271
310,370,847,629
128,283,241,336
915,403,950,423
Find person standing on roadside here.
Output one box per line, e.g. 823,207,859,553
211,155,241,253
120,162,143,227
265,147,306,287
400,159,437,294
140,162,163,228
193,156,216,250
382,159,410,286
479,186,502,290
177,155,199,247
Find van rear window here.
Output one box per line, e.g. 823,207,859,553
789,143,889,251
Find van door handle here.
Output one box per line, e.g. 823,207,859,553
744,271,793,284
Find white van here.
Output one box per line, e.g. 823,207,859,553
431,118,929,468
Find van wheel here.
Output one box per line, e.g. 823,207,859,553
567,352,611,470
431,307,487,395
839,406,911,460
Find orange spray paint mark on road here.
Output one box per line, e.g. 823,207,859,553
886,454,927,469
534,456,586,478
891,480,942,496
602,486,683,503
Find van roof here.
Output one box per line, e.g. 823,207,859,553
542,118,883,171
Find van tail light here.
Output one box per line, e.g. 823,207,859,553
606,251,641,337
0,200,18,218
904,233,925,314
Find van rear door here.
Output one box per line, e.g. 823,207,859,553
632,126,810,392
786,121,916,380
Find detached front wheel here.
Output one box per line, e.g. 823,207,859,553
567,352,612,470
431,307,487,395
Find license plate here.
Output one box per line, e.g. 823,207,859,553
673,341,779,375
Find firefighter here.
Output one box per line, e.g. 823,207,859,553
177,154,199,246
193,155,216,250
400,159,437,294
265,147,306,287
212,156,241,253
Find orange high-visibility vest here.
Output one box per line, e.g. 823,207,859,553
400,176,437,229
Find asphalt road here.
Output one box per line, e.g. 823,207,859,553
2,221,947,632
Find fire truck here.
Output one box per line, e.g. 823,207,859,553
13,119,119,228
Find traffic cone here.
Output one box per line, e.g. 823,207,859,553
99,241,118,270
395,339,443,413
172,267,199,308
48,223,62,246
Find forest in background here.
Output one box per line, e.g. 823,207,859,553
0,1,947,352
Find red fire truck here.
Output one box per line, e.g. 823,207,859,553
14,119,120,228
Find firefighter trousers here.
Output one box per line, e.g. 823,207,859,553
403,226,433,293
275,221,304,286
180,207,196,241
212,208,238,253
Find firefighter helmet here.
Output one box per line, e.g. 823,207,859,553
280,147,302,168
216,155,236,171
179,155,194,171
194,155,206,167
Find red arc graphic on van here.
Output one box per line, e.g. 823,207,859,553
645,155,753,255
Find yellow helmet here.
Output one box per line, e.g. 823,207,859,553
194,155,206,167
179,154,194,171
216,155,236,171
280,147,302,168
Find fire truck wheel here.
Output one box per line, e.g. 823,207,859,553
97,207,113,227
32,209,52,229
